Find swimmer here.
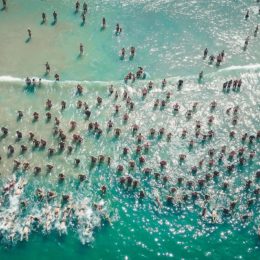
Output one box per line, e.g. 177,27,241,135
132,124,139,133
55,73,60,81
21,144,27,153
244,36,249,47
160,160,167,168
70,121,77,130
75,1,80,12
16,130,22,139
209,55,215,63
142,88,148,97
101,185,107,194
40,139,46,148
83,2,87,14
33,112,39,121
2,0,6,9
42,12,46,23
97,96,102,105
120,48,125,58
27,28,32,38
210,100,217,109
54,117,60,126
245,10,249,20
148,81,153,90
115,23,122,34
45,62,50,74
53,11,57,22
108,85,114,95
61,100,66,110
254,25,258,36
46,112,51,121
102,17,106,29
46,99,52,109
216,54,222,65
114,128,121,137
77,84,83,94
25,77,31,85
221,50,225,58
81,13,86,24
80,43,84,55
203,48,208,59
162,78,167,87
46,164,54,172
34,166,41,174
7,145,14,155
116,23,120,33
17,110,23,119
199,71,203,80
75,159,80,166
67,145,73,154
130,46,135,57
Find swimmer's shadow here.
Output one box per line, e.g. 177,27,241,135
16,116,23,122
77,54,83,60
23,85,35,93
43,72,50,77
25,37,31,43
7,154,13,159
129,55,134,61
0,135,6,142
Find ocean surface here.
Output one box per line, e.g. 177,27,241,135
0,0,260,259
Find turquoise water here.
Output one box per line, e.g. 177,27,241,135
0,0,260,259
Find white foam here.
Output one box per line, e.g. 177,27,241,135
218,64,260,73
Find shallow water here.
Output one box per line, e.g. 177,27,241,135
0,0,260,259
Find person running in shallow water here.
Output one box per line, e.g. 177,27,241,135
2,0,6,9
203,48,208,59
80,43,84,55
244,36,249,48
53,11,57,23
102,17,106,29
116,23,122,34
81,13,86,24
27,28,32,38
199,71,203,80
42,12,46,23
254,25,259,36
75,1,80,12
120,48,125,58
45,62,50,74
245,10,249,20
83,2,87,14
130,47,135,57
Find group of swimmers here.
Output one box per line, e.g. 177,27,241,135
203,49,225,66
0,177,109,243
0,80,259,235
120,47,135,59
222,79,242,92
